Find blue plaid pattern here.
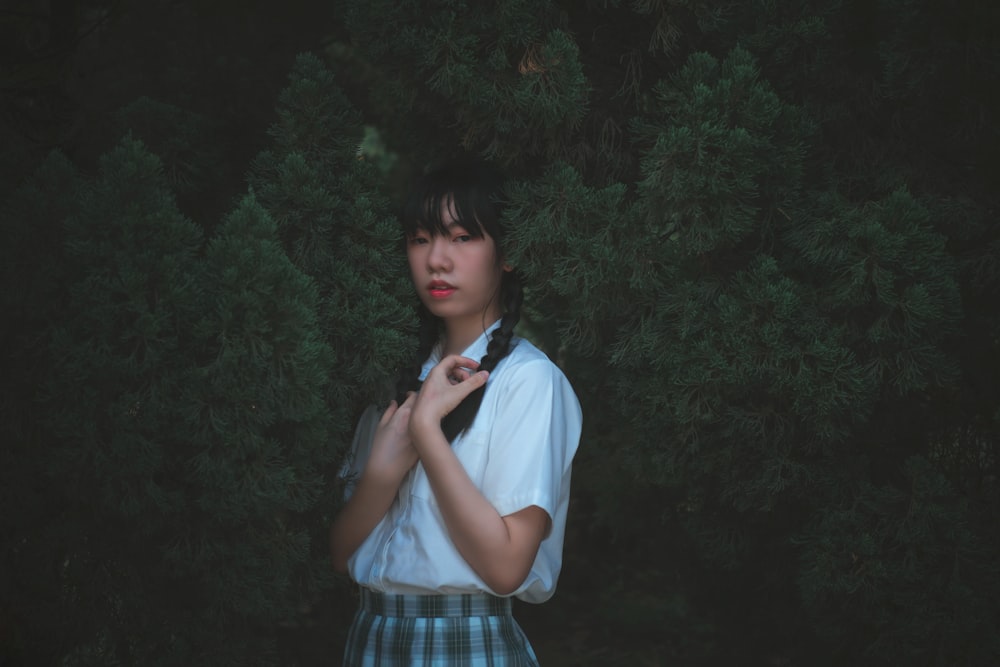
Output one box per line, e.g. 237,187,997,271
343,588,541,666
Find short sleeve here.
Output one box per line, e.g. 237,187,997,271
479,359,582,523
338,404,381,501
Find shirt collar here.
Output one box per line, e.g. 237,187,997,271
419,318,503,381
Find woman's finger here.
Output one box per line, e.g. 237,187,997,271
449,367,473,383
434,356,479,383
379,400,398,426
436,355,480,374
451,370,489,399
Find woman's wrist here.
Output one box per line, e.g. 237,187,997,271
409,412,444,449
362,457,411,489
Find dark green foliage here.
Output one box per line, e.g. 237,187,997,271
632,47,811,256
785,189,960,397
322,1,999,663
335,0,586,164
248,53,416,417
799,456,1000,665
112,97,229,211
1,139,335,665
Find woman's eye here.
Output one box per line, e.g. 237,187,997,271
408,236,429,245
454,234,472,243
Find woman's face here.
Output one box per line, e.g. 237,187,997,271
407,197,507,331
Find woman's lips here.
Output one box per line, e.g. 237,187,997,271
428,281,456,299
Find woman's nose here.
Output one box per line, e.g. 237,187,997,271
426,237,451,272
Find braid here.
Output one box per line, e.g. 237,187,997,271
478,272,523,376
441,271,524,442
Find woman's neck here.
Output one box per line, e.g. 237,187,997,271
442,311,502,357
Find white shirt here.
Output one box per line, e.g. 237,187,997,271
341,322,582,603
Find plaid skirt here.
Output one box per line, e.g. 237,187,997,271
343,588,540,666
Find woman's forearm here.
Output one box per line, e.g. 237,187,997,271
329,470,401,572
332,397,419,572
412,424,547,595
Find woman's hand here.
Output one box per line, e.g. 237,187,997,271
410,355,489,441
366,392,419,484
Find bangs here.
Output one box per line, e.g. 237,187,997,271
401,159,505,240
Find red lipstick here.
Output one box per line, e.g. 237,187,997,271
427,280,456,299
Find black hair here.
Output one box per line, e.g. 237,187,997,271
395,158,524,442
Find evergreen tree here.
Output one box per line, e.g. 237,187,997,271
248,54,415,420
1,139,335,665
173,191,335,665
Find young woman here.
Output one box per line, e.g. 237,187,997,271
330,159,582,666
